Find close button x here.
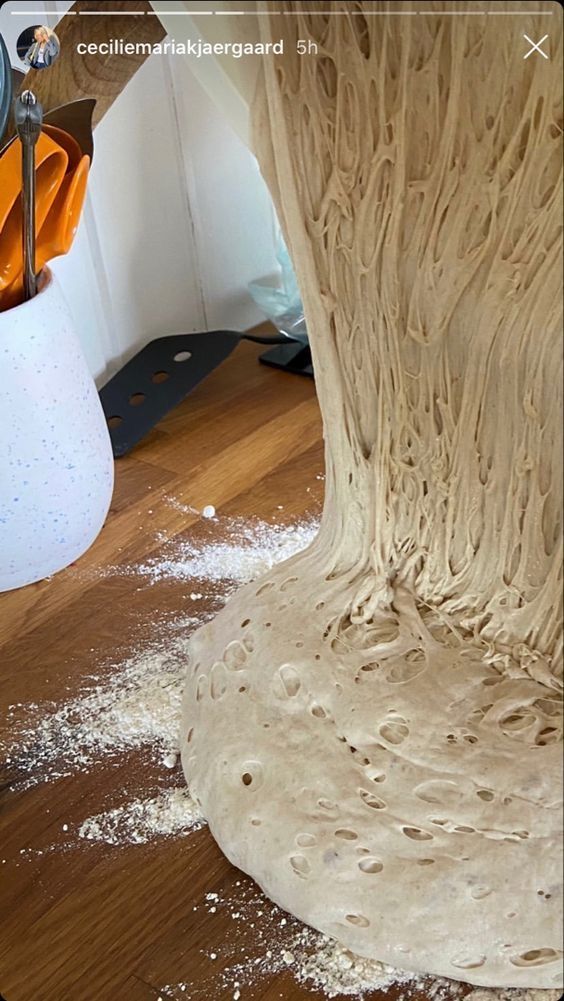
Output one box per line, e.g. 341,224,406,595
523,34,549,59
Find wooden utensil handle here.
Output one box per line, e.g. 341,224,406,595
18,0,166,128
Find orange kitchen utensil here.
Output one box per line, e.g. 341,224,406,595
0,131,68,290
0,153,90,311
36,153,90,263
42,123,82,172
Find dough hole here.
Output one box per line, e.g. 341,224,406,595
223,641,248,670
311,703,328,718
210,662,227,701
316,798,340,820
316,56,338,100
510,949,562,967
290,854,311,878
240,761,263,790
402,826,434,841
536,727,559,745
386,660,425,684
279,664,301,697
335,828,359,840
359,789,386,810
414,780,459,804
379,721,409,744
358,858,383,873
296,833,317,847
451,956,486,970
470,886,492,899
346,913,370,927
476,789,495,801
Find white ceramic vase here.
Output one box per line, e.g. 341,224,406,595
0,268,114,591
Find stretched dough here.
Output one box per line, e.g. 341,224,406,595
181,1,563,990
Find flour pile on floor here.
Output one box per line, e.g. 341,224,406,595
296,940,431,998
133,515,319,585
78,787,204,845
5,630,192,786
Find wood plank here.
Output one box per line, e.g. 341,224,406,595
18,1,166,128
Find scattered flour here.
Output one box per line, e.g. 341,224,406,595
161,882,463,1000
4,631,192,785
463,993,562,1001
133,516,319,585
296,940,420,998
78,787,203,845
4,517,318,790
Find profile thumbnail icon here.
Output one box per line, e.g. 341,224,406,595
17,25,60,71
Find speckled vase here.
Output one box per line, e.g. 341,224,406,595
0,268,114,591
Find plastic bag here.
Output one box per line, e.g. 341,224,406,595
248,236,308,344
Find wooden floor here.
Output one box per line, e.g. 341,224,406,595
0,342,469,1001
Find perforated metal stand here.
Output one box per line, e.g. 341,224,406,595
99,331,240,457
99,332,313,459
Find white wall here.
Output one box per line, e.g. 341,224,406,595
0,0,278,383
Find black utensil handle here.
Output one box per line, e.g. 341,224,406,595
22,141,37,300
